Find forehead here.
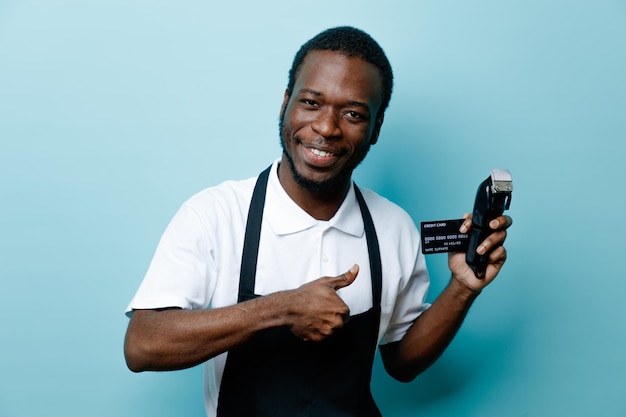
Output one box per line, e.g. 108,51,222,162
293,50,383,108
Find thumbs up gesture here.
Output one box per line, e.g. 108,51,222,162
284,264,359,342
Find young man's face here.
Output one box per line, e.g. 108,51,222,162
279,50,384,193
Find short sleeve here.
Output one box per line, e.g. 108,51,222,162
380,250,431,344
125,202,215,316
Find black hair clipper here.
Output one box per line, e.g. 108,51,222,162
466,169,512,278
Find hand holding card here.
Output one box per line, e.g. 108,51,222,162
420,169,513,279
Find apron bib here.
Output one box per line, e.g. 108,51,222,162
217,166,383,417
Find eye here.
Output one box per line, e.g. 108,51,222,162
300,99,319,108
344,110,368,121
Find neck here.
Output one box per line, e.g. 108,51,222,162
277,159,351,221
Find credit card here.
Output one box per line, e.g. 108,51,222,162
420,219,469,255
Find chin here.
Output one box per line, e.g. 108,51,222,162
285,152,341,193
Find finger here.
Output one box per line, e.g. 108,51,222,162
459,213,472,233
328,264,359,290
488,245,507,264
489,215,513,230
476,230,507,255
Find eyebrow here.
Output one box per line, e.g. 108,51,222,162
299,88,371,111
299,88,322,97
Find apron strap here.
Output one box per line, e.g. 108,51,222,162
237,165,272,302
354,184,383,309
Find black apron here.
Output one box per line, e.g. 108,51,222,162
217,166,383,417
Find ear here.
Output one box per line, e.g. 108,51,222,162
279,89,289,118
369,114,384,145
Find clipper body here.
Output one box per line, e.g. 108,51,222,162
466,169,512,278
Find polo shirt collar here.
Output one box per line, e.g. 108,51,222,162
264,161,365,238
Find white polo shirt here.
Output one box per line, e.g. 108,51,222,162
126,160,430,417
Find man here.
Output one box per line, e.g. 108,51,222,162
124,26,511,417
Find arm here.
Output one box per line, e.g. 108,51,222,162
124,265,360,372
380,215,511,382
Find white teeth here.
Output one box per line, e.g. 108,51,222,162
310,148,333,157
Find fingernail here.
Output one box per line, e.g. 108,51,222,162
489,219,499,229
350,264,358,273
477,244,486,255
460,224,468,233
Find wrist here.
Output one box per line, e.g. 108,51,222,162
448,275,482,302
263,289,300,328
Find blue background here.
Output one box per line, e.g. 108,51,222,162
1,0,625,416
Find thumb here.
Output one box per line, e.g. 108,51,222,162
328,264,359,291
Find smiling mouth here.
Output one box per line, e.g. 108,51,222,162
309,147,334,158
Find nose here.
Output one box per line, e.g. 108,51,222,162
311,108,341,138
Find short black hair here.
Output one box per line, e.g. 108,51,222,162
286,26,394,119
